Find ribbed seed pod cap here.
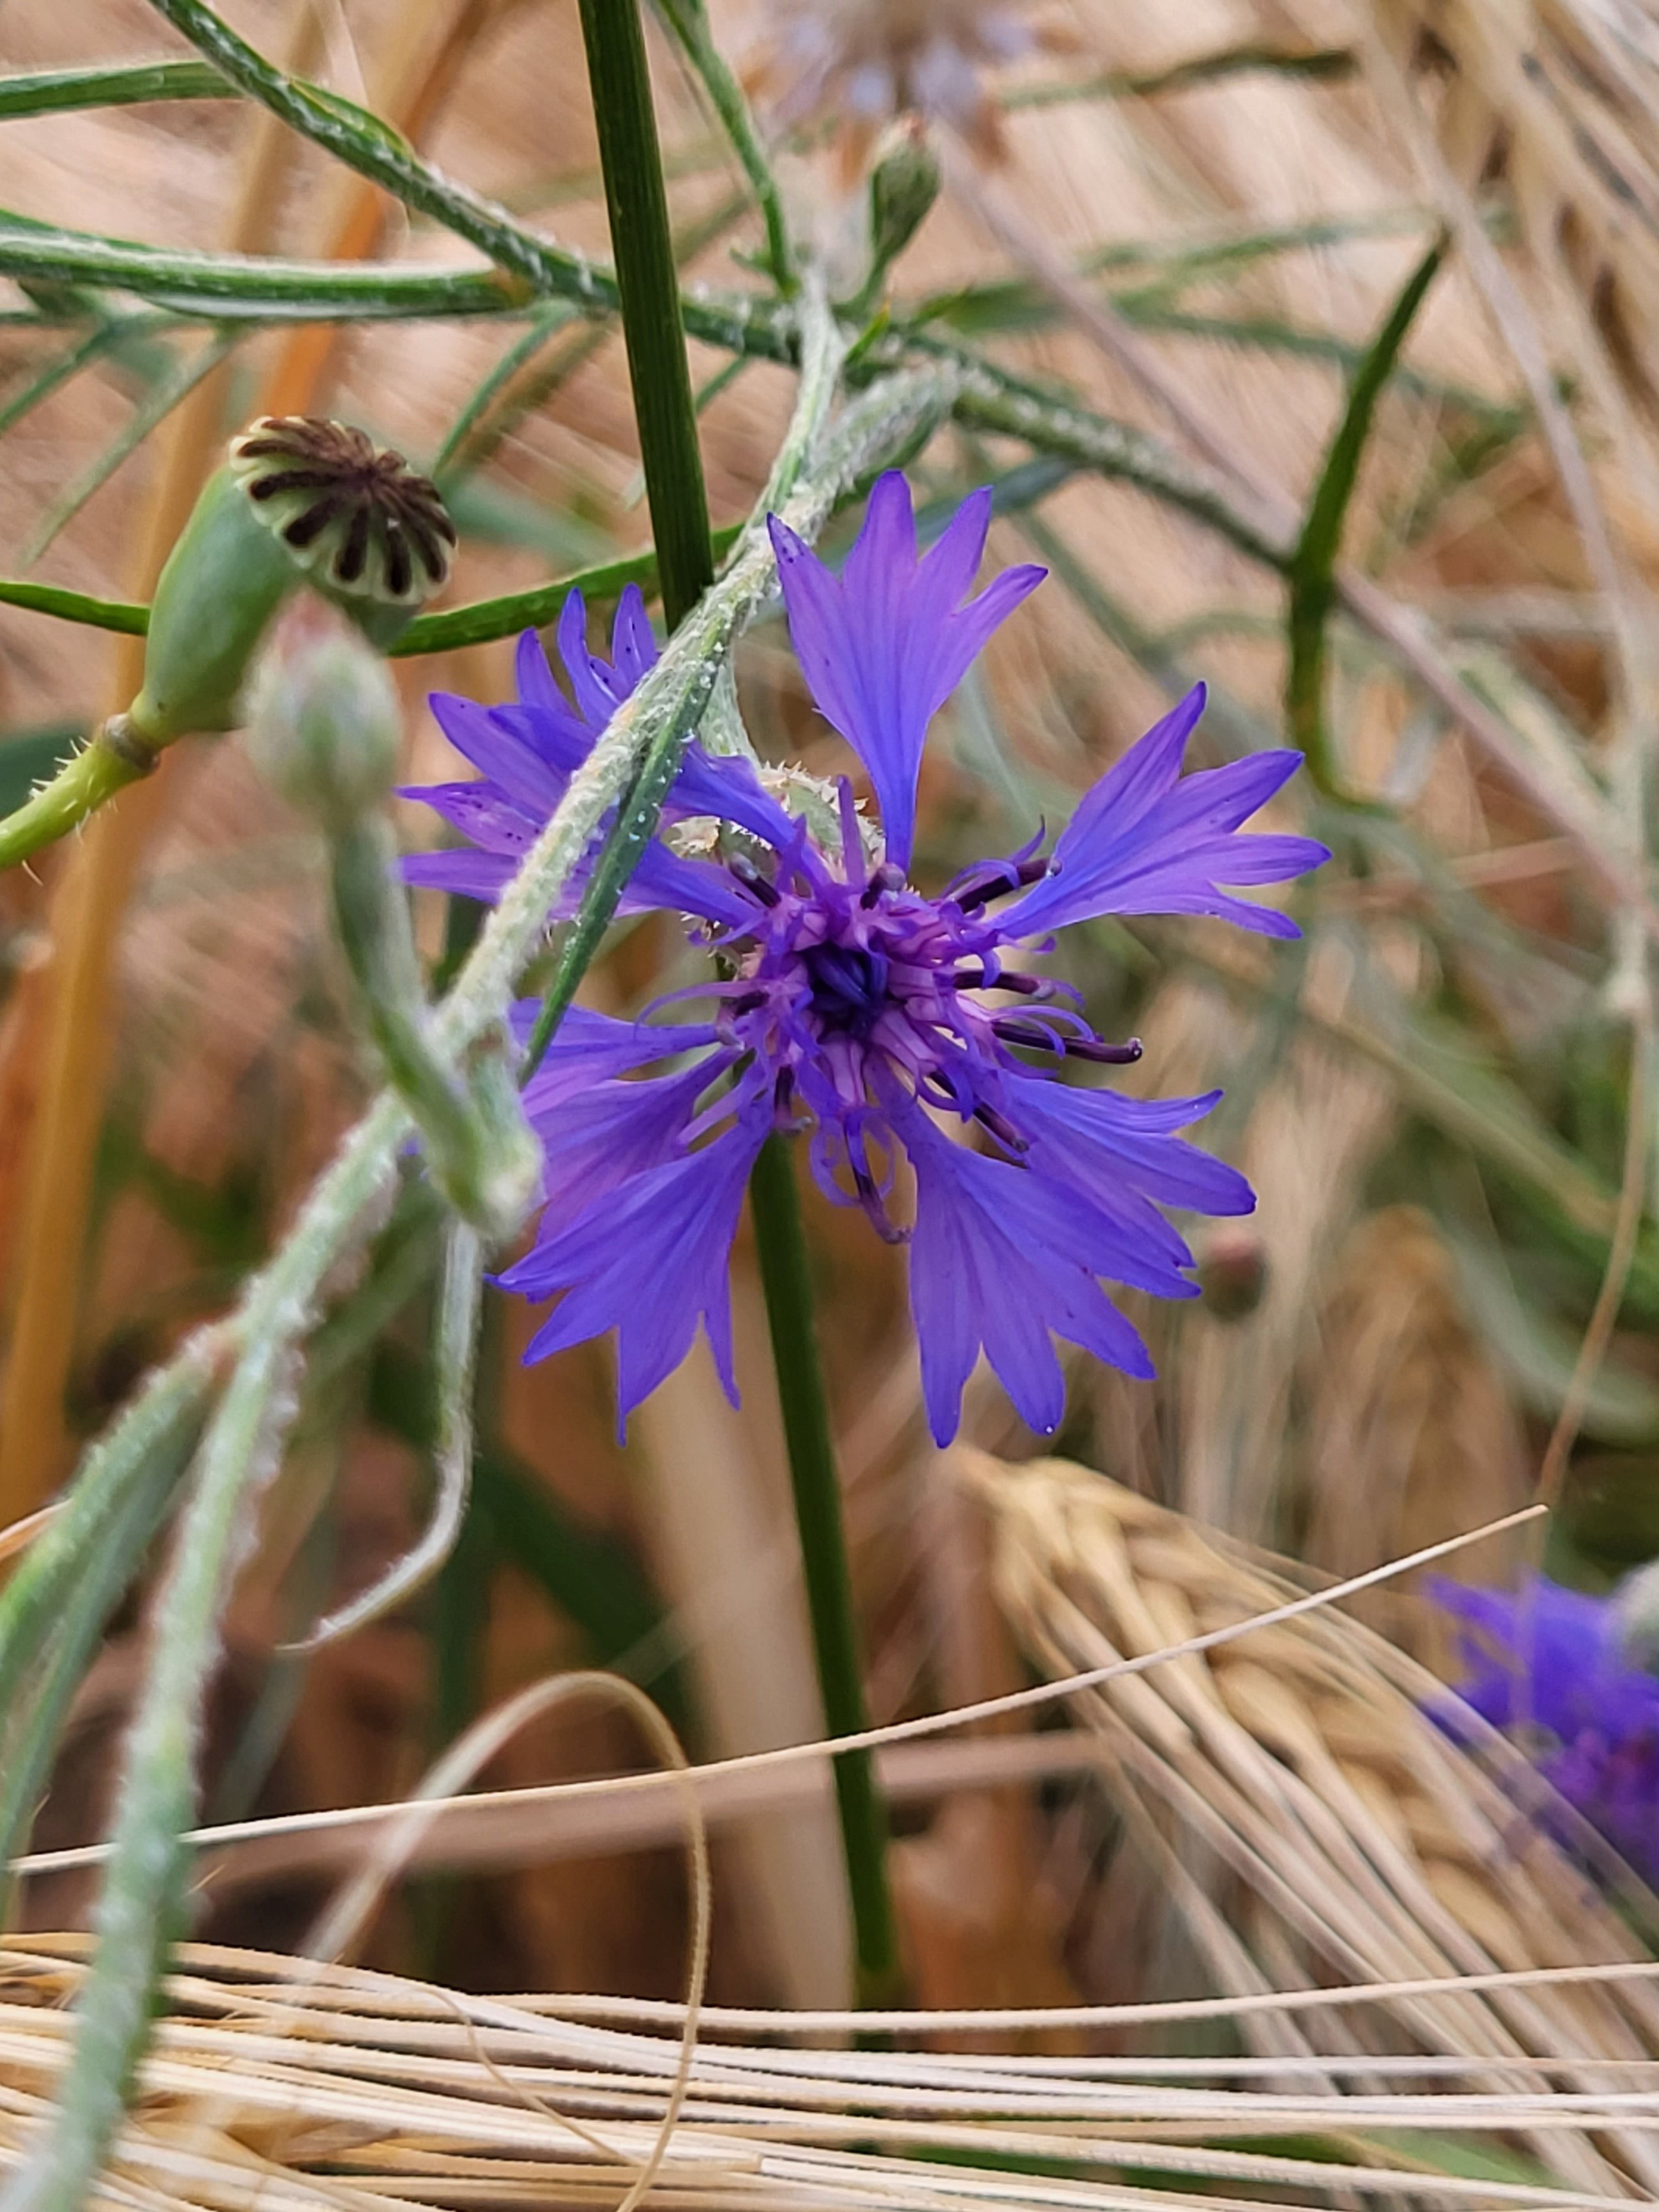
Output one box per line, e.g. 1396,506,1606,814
128,419,456,746
229,416,456,637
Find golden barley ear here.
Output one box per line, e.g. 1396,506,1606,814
959,1446,1659,2196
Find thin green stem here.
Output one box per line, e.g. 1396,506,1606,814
547,1,894,1987
748,1135,900,2006
6,1310,314,2211
0,59,231,118
577,0,714,628
140,0,793,361
0,1332,225,1892
330,820,528,1237
0,1399,207,1905
0,222,526,319
430,302,579,478
653,0,795,294
0,534,748,663
1003,40,1355,109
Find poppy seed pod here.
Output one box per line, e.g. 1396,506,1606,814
127,418,455,747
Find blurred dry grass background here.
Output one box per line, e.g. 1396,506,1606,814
3,0,1659,2085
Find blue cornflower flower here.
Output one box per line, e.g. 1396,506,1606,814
1432,1572,1659,1884
401,472,1328,1442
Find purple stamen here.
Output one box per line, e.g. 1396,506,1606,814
836,776,867,888
953,967,1045,995
950,851,1050,914
991,1017,1141,1063
728,853,780,907
974,1100,1028,1154
1063,1035,1145,1066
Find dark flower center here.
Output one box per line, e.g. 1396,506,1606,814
804,941,890,1039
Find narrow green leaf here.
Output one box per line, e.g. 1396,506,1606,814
651,0,795,293
0,531,745,660
1285,237,1446,791
429,301,577,479
0,579,148,634
1004,40,1356,108
1441,1220,1659,1444
389,524,744,654
19,330,237,567
0,218,523,319
0,323,132,441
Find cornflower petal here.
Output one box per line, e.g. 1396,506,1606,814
893,1094,1157,1444
769,471,1044,869
503,1098,771,1428
1431,1572,1659,1883
524,1056,731,1215
670,741,799,848
1002,1074,1256,1220
400,848,515,899
610,584,660,688
557,588,631,729
508,630,594,768
629,843,767,930
512,1001,718,1110
406,781,535,857
999,686,1330,938
425,692,570,813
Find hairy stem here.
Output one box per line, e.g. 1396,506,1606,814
653,0,795,294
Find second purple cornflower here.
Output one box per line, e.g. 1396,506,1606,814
1432,1572,1659,1885
403,472,1328,1442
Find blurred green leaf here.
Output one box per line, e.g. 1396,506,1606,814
1286,237,1444,791
0,722,80,815
1442,1220,1659,1443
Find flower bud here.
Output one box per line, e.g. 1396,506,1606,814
127,418,454,746
243,594,401,833
1196,1226,1269,1322
867,120,941,293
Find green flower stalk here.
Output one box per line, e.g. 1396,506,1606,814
0,416,455,874
246,594,535,1243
